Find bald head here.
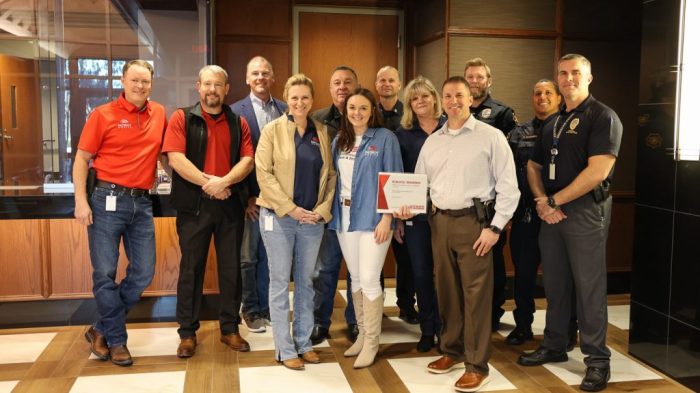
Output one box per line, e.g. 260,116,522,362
375,65,401,102
246,56,275,101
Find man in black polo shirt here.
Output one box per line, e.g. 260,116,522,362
518,54,622,393
464,57,518,331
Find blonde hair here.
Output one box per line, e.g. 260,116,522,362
400,76,442,129
283,73,314,101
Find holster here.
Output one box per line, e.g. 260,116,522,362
592,180,611,203
86,167,97,198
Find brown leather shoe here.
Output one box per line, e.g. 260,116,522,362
427,355,465,374
84,326,109,360
220,333,250,352
300,350,320,364
109,344,133,367
177,336,197,358
280,358,305,370
454,371,490,392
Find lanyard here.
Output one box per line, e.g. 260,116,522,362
550,112,576,163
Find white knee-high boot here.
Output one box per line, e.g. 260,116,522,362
354,294,383,368
344,290,365,357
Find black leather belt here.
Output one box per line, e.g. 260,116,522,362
95,180,149,197
434,206,476,217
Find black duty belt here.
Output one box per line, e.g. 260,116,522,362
95,180,149,197
434,206,476,217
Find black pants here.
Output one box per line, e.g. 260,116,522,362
176,197,244,339
540,195,612,368
392,237,415,311
404,219,441,336
509,205,541,328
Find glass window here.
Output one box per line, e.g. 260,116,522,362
0,0,210,195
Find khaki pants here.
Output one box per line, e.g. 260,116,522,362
430,211,493,375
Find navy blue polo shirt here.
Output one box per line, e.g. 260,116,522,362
291,115,323,210
395,115,447,173
531,95,623,193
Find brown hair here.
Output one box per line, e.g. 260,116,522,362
336,88,383,153
122,59,154,78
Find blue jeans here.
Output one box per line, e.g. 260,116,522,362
88,187,155,347
313,229,356,329
260,208,323,361
240,216,269,317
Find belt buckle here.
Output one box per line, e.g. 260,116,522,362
343,198,351,207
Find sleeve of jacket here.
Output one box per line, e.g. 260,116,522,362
255,121,297,217
383,130,404,173
313,123,336,222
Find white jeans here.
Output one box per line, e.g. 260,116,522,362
336,205,391,300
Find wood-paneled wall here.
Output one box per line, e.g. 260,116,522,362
0,193,633,301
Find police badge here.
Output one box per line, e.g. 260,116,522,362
566,118,580,134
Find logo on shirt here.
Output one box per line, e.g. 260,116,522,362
480,108,492,119
566,118,580,134
364,144,379,157
117,119,132,129
311,136,320,147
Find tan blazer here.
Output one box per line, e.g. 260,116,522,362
255,115,336,222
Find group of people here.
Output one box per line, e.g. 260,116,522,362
74,52,621,393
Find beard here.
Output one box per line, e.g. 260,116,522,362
470,86,488,100
205,94,221,107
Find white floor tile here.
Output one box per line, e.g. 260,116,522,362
69,371,185,393
543,346,662,385
497,304,630,338
0,380,18,393
239,362,352,393
339,287,398,309
496,311,546,337
241,323,330,352
88,328,179,360
607,305,630,330
0,332,56,364
380,317,422,344
388,356,516,392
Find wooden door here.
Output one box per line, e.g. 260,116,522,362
298,12,399,109
0,54,43,186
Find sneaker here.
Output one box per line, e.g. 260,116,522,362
241,312,266,333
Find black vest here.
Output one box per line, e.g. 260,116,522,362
170,103,247,214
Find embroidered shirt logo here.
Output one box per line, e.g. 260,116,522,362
311,136,320,147
480,108,491,119
364,144,379,157
566,118,579,134
117,119,132,129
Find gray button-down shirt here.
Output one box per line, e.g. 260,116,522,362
415,114,519,228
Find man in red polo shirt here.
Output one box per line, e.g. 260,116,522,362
74,59,167,367
163,65,254,358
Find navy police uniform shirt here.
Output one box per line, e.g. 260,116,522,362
507,113,556,202
291,115,323,211
470,95,517,135
531,95,623,194
379,101,404,132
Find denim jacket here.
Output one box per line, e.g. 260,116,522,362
329,127,403,232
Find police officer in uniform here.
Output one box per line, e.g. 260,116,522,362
505,79,560,345
518,54,622,393
464,57,517,331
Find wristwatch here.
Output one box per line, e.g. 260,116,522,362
489,225,502,235
547,195,559,209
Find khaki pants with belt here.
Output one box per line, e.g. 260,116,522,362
430,211,493,375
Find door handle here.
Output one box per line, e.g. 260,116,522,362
2,134,13,140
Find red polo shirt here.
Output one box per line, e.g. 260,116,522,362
162,108,254,177
77,93,167,190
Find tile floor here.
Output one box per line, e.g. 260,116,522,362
0,290,691,393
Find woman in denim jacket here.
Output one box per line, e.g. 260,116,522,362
329,88,403,368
